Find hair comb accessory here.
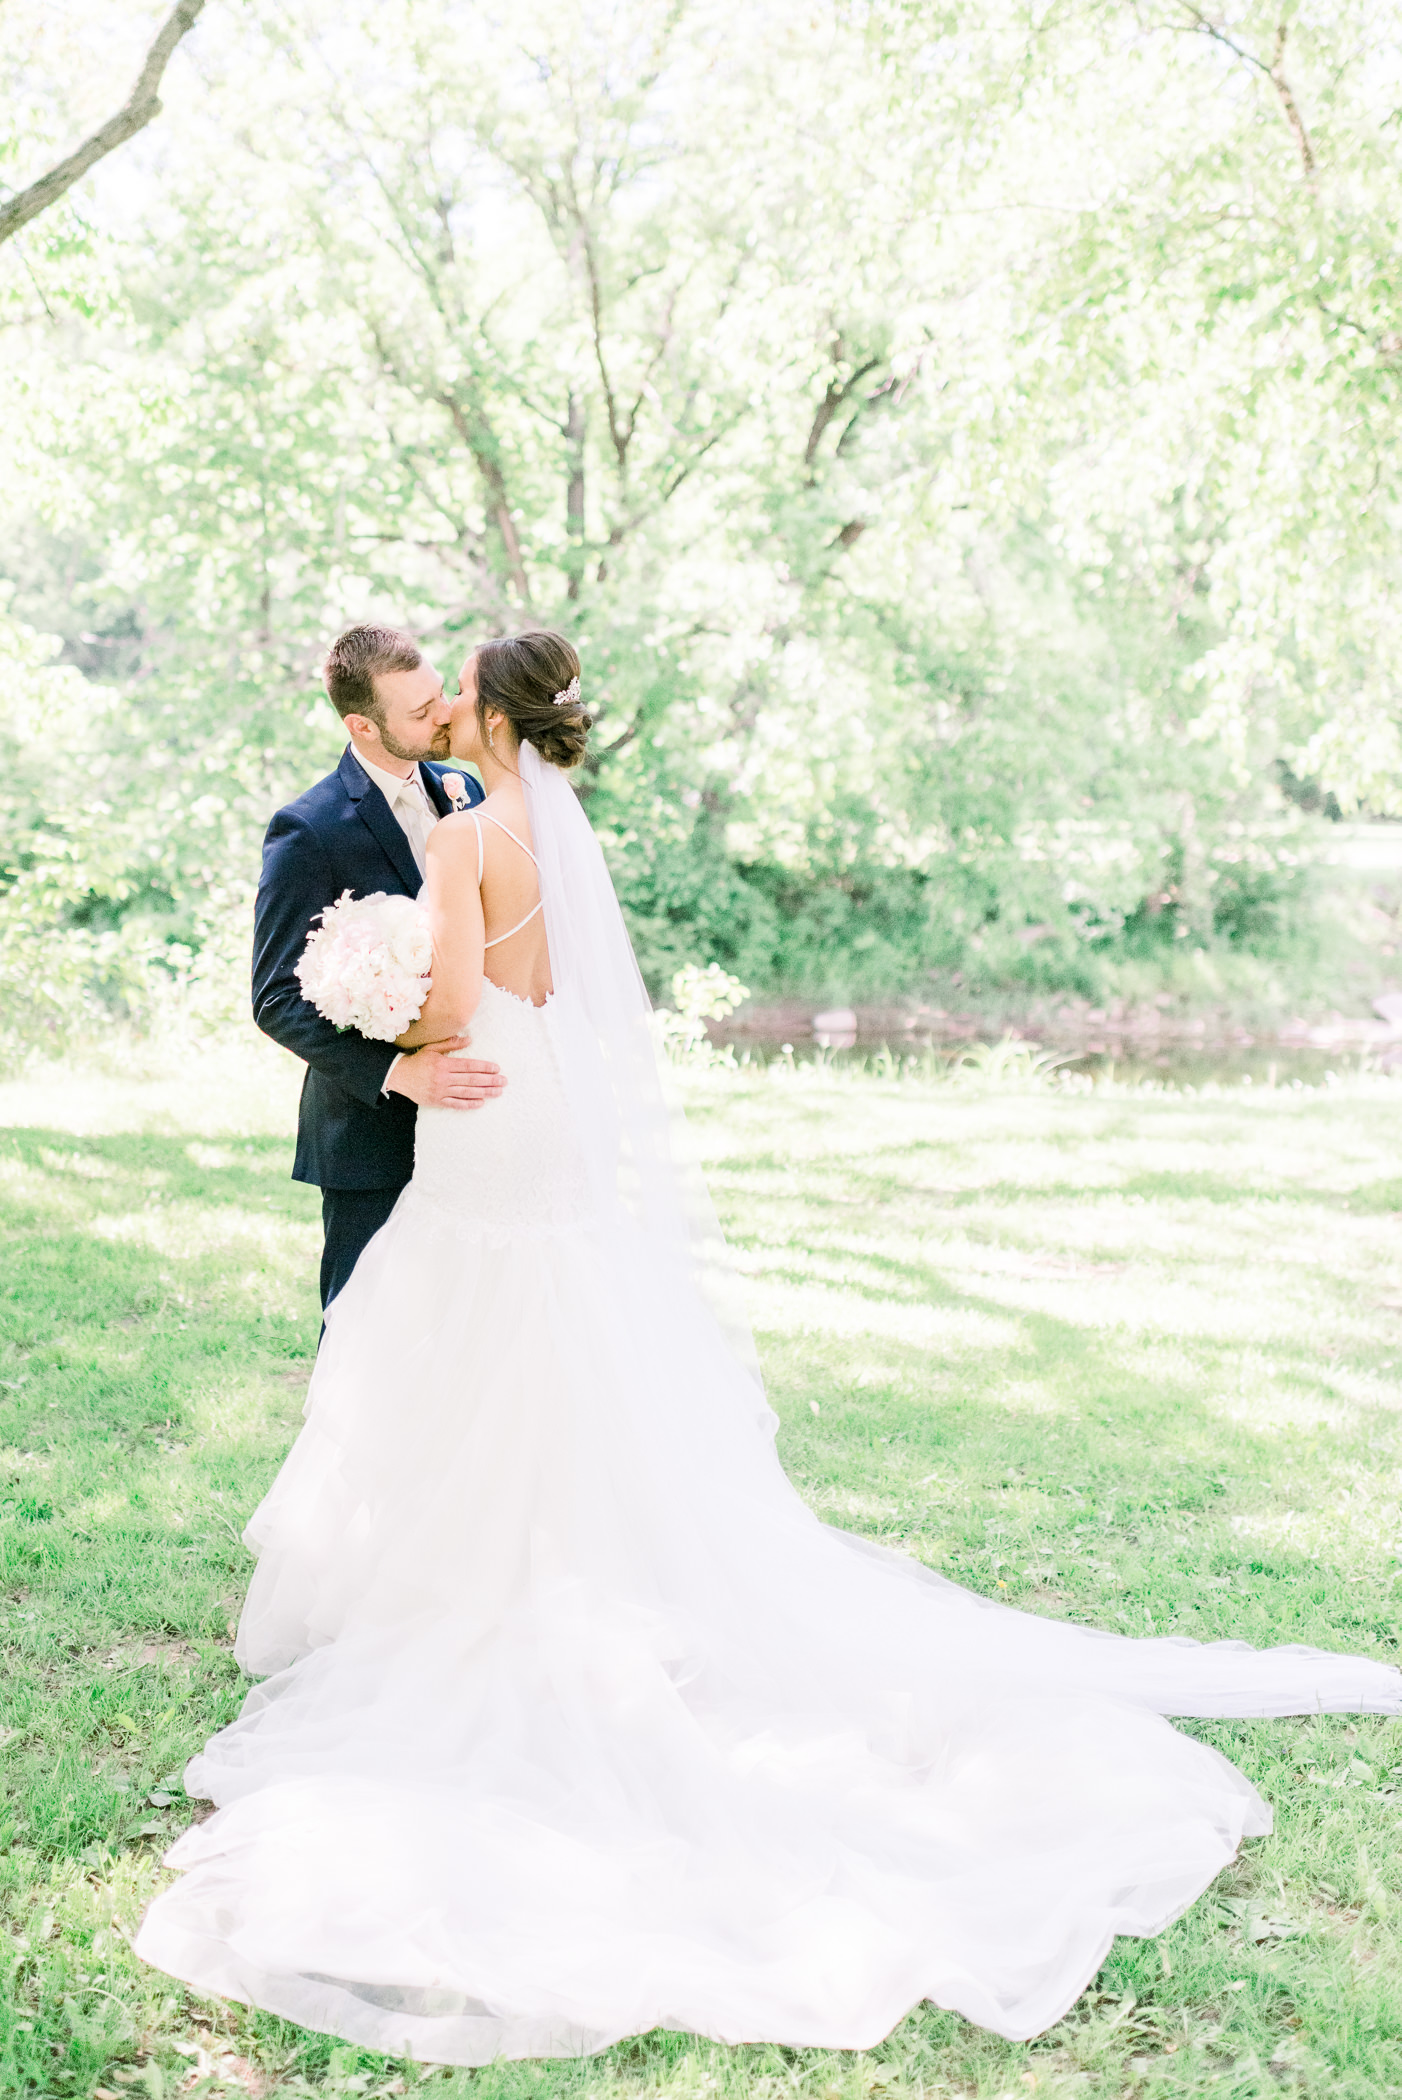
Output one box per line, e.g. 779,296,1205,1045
552,675,581,708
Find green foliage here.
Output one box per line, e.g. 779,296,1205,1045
0,0,1398,1047
655,963,751,1066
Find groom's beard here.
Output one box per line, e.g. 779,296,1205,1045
375,723,449,763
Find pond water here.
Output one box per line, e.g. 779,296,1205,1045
709,1031,1397,1090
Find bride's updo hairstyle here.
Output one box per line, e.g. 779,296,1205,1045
475,630,591,770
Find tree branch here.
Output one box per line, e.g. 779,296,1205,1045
1175,4,1269,74
0,0,206,248
658,421,736,505
590,414,746,568
594,714,643,763
439,388,533,609
580,227,629,476
1177,8,1315,180
1312,298,1402,364
565,390,586,602
1268,23,1315,180
804,357,882,474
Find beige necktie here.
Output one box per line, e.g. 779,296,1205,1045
395,773,437,880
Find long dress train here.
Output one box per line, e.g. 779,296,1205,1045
135,976,1402,2061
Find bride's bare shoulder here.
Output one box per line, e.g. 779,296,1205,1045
425,808,482,858
477,787,533,842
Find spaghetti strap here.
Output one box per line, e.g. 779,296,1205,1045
484,900,545,950
477,812,539,867
475,807,545,950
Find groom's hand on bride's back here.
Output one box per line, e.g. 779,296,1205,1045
386,1037,505,1111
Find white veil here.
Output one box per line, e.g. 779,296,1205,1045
518,742,764,1391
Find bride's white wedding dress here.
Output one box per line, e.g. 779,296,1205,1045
137,759,1401,2064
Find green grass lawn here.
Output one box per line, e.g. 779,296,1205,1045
2,1040,1402,2100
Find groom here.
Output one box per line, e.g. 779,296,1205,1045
252,623,502,1311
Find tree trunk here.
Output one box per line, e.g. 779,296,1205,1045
441,391,532,608
565,392,586,602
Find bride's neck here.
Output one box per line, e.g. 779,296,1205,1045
476,740,523,795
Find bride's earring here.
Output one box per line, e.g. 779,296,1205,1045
485,715,496,754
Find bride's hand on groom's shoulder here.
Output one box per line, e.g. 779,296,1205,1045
386,1036,505,1111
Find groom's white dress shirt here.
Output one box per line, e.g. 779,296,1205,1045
350,747,439,1095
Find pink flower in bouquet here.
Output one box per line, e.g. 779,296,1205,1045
295,890,432,1042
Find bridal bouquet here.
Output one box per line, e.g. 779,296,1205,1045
296,890,432,1041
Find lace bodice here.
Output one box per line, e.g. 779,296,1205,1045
406,979,592,1243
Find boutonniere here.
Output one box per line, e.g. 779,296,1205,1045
441,772,471,812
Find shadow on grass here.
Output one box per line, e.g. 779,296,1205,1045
751,1222,1402,1668
0,1127,310,1213
0,1128,322,1870
725,1160,1402,1213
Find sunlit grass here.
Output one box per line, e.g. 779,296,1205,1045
2,1044,1401,2096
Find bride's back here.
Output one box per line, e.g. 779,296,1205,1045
474,786,552,1007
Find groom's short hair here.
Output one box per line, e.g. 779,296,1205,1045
324,625,422,723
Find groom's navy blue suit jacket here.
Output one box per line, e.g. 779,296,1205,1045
252,746,485,1191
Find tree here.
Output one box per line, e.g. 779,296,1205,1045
0,0,1394,1046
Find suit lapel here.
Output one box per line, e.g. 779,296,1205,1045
421,761,484,815
419,762,453,819
339,746,422,897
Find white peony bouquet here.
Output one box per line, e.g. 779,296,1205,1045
295,890,433,1042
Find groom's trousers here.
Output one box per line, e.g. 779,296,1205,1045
320,1185,403,1314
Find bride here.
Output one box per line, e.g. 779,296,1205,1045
136,630,1401,2064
